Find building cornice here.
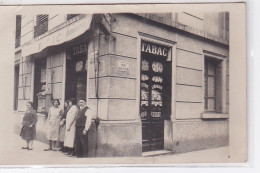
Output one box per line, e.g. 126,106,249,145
129,13,229,47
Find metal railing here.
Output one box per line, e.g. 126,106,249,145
34,20,48,38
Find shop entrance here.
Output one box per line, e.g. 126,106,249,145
65,43,88,102
140,41,172,152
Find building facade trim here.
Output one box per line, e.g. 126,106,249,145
21,14,92,57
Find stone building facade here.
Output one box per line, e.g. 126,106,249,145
14,12,229,157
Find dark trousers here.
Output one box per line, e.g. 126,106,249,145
75,126,88,158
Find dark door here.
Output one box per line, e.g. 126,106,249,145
65,56,87,102
140,42,172,152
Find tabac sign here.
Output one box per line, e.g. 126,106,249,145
141,41,169,57
71,43,88,57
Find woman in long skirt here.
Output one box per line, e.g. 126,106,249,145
58,100,71,152
64,98,78,156
20,102,37,150
44,99,63,151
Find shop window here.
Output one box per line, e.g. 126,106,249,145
34,14,48,37
33,58,47,111
67,14,79,20
204,57,226,114
15,15,21,48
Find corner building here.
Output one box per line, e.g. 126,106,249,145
14,13,229,157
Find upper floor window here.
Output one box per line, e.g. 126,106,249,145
15,15,21,48
34,14,48,37
67,14,79,20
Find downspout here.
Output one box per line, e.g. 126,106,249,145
93,15,101,157
22,57,25,100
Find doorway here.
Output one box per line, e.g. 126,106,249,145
65,43,88,102
140,41,172,152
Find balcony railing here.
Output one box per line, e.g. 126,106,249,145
34,20,48,38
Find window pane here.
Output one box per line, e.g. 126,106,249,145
208,62,215,75
207,76,215,97
207,98,215,111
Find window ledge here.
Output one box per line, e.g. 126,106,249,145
201,113,229,119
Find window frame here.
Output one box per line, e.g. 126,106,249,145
202,51,228,119
204,58,218,112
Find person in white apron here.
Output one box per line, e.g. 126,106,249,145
64,98,78,156
44,99,63,151
58,100,70,152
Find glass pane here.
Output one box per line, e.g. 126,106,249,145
207,76,215,97
208,62,216,75
207,98,215,111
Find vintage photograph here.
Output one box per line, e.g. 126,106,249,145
0,3,247,165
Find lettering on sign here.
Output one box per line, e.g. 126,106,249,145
117,61,130,71
72,43,88,56
141,42,168,57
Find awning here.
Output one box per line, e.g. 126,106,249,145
21,14,93,57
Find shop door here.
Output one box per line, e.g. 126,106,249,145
65,57,87,102
140,42,171,152
65,43,88,102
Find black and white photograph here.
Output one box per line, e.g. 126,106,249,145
0,3,247,165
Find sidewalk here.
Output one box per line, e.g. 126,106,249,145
0,130,230,165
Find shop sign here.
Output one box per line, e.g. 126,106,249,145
141,42,168,57
117,61,130,71
72,43,88,56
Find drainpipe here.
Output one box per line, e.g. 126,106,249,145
93,16,101,157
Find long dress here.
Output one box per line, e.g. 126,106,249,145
64,105,78,148
58,106,71,142
20,109,37,141
46,106,63,141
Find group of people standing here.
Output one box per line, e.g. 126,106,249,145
20,98,93,158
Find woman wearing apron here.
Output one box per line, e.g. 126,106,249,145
58,100,70,152
64,98,78,156
44,99,63,151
